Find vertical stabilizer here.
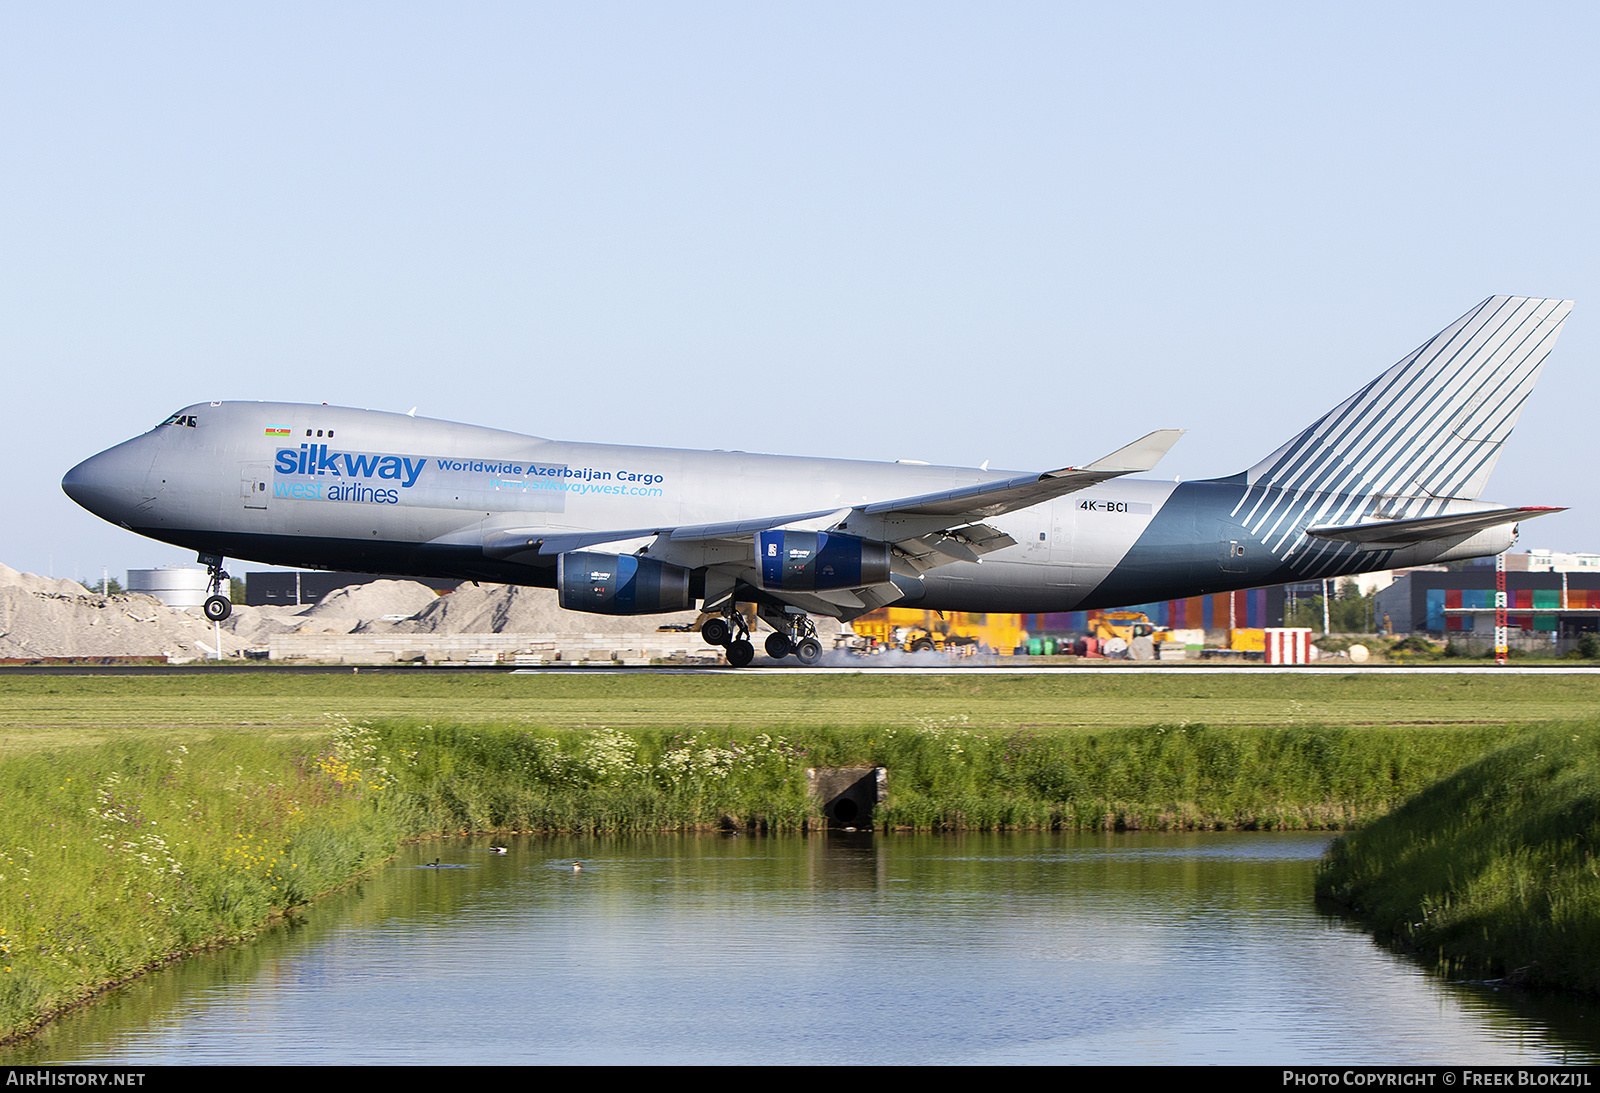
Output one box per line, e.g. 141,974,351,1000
1246,296,1571,503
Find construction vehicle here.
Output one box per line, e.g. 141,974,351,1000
1089,610,1167,644
890,623,977,654
1077,610,1174,658
848,608,1024,656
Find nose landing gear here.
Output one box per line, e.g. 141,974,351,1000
198,552,232,622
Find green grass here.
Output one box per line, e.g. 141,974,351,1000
372,718,1506,835
0,721,410,1042
1,670,1592,751
1316,723,1600,996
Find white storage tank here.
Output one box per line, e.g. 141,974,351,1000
127,566,210,609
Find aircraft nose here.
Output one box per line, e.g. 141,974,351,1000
62,444,150,523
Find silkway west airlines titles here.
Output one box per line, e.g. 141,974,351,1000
64,296,1571,666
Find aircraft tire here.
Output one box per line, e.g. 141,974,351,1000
794,638,823,666
726,639,755,668
203,595,232,622
910,639,936,653
764,633,792,659
701,618,731,646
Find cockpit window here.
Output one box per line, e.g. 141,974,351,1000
158,411,198,428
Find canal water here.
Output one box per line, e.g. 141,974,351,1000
9,832,1597,1065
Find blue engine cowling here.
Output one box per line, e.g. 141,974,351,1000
756,530,891,592
556,551,693,615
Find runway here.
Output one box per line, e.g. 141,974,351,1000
508,663,1600,676
2,661,1597,676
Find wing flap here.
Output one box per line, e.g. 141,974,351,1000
751,578,918,619
668,510,840,543
892,523,1018,572
480,527,664,559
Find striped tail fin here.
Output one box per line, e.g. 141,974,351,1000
1245,296,1572,504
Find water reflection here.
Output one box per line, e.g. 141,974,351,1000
9,832,1596,1065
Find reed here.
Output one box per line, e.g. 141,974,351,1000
373,718,1501,834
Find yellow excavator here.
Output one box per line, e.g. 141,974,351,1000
890,623,978,654
1086,610,1173,657
849,608,1023,654
1090,610,1167,643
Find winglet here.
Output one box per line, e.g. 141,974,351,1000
1076,429,1186,475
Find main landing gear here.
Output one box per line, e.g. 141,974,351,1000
199,552,232,622
761,607,825,666
699,604,826,668
699,609,754,667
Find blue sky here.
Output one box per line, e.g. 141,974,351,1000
4,2,1596,581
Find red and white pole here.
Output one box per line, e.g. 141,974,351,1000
1495,551,1508,667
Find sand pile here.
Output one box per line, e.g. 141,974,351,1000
292,580,443,635
0,562,242,659
220,603,313,647
0,561,832,659
369,582,702,635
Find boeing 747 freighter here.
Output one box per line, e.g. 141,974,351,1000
63,296,1571,665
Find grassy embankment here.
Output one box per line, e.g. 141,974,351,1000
1317,723,1600,995
0,669,1594,1037
0,719,406,1043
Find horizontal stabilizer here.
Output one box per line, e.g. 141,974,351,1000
1305,505,1563,548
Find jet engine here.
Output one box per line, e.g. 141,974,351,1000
756,530,891,592
556,551,693,615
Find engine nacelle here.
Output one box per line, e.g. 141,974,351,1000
556,551,693,615
756,530,891,592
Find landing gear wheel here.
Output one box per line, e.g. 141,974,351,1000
725,639,755,668
701,617,731,646
198,553,232,623
765,633,793,659
794,638,823,666
910,639,936,653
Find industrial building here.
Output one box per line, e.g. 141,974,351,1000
244,570,459,607
1374,566,1600,639
126,565,210,608
1019,585,1306,645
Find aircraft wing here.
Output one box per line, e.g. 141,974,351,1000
492,515,835,558
856,429,1185,520
484,429,1184,612
835,429,1184,570
1305,505,1564,548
